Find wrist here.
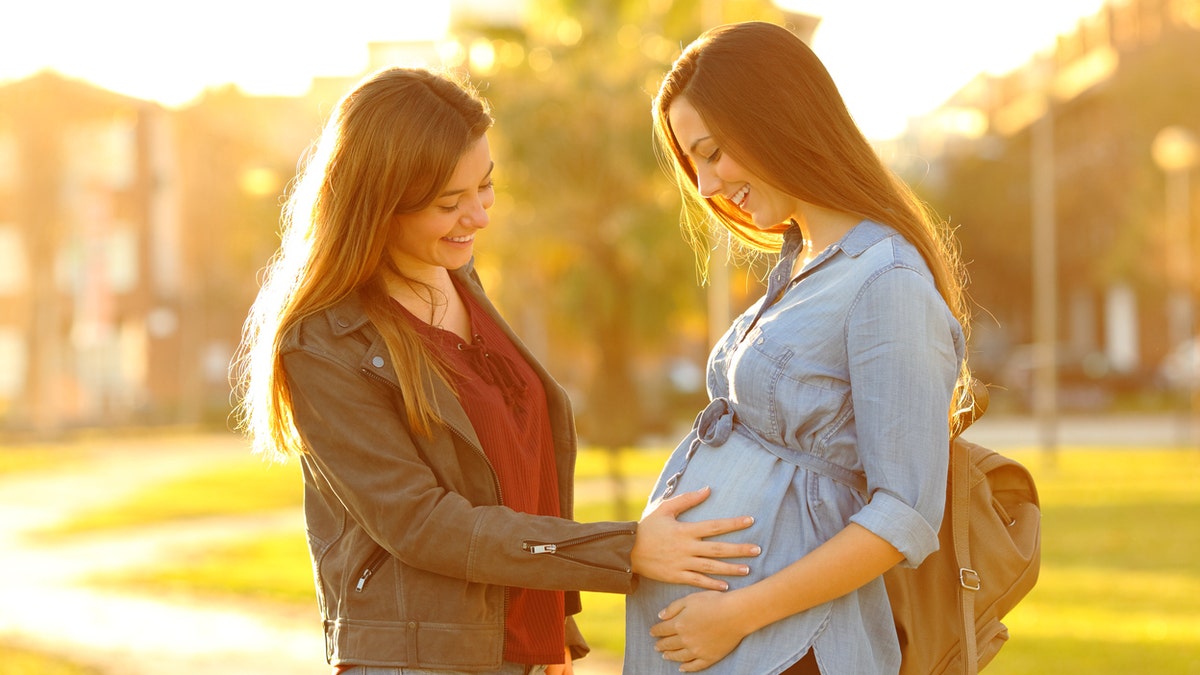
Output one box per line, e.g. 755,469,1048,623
726,586,768,636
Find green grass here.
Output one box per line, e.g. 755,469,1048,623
94,530,319,607
52,444,1200,672
982,449,1200,674
0,643,99,675
0,444,89,476
574,447,672,481
39,457,301,537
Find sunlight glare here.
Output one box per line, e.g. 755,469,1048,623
0,0,452,107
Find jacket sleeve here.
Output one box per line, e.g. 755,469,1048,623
282,344,638,594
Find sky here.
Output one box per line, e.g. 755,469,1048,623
0,0,1110,140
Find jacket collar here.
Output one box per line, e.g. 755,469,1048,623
326,292,372,337
318,262,489,448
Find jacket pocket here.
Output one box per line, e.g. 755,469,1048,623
522,529,636,573
354,545,392,592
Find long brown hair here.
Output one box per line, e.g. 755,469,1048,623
233,67,493,459
653,21,974,425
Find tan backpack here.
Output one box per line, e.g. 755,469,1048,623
883,389,1042,673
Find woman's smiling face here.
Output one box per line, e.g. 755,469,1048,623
668,97,799,230
390,134,495,276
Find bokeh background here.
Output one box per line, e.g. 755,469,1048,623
1,1,1198,674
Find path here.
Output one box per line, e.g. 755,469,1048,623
0,433,622,675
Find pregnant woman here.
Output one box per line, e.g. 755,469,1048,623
624,21,973,674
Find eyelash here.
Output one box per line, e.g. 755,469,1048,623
437,181,495,213
704,149,721,163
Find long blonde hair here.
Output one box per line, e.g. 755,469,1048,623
653,22,975,426
233,67,493,460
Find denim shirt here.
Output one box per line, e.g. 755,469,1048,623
624,220,965,674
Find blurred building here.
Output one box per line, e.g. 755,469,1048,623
897,0,1200,409
0,31,464,436
0,72,329,436
0,72,184,433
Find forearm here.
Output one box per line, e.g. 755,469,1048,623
726,523,904,635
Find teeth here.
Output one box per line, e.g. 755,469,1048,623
445,235,473,243
731,185,750,209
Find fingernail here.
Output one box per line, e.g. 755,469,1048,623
744,516,755,525
657,610,666,619
740,565,750,575
751,545,762,555
720,581,729,590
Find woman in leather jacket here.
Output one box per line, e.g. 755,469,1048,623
233,67,760,675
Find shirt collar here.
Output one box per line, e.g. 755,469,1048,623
834,219,895,258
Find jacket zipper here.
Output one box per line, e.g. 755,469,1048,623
355,367,506,594
355,546,392,592
522,529,637,573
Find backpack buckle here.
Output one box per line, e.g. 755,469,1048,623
959,568,981,591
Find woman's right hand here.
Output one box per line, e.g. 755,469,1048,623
631,486,760,590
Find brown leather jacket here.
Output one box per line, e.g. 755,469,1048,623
281,263,637,669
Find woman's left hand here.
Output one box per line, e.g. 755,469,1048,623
649,590,750,672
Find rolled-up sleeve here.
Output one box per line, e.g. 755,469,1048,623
844,264,963,567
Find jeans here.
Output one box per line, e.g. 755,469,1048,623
337,665,548,675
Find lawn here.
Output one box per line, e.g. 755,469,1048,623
0,643,100,675
39,444,1200,673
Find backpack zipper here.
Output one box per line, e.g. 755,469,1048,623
522,529,637,573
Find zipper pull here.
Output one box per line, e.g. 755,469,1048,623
524,543,557,554
355,568,373,592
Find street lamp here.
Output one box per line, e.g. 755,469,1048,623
1152,125,1198,446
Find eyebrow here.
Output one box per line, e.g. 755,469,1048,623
438,162,495,198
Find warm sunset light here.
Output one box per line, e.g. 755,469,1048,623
2,0,1109,140
0,0,453,105
4,1,1200,674
778,0,1110,139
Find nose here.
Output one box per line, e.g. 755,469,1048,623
696,165,722,199
462,196,490,230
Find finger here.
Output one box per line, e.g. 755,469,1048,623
659,486,712,515
673,571,731,591
693,540,761,559
697,559,752,577
660,645,688,663
683,515,756,537
653,634,682,652
649,612,681,636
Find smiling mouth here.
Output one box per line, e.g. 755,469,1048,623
730,185,750,210
444,235,474,243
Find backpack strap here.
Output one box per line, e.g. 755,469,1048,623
952,440,979,675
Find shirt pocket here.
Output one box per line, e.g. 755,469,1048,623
729,324,844,444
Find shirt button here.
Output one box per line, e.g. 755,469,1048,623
336,318,349,328
372,356,385,368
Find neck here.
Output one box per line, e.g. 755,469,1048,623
792,205,861,255
385,267,454,327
